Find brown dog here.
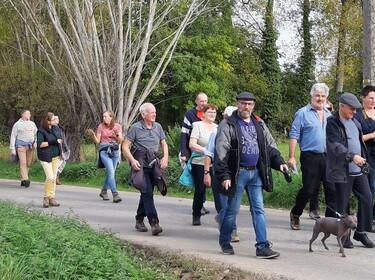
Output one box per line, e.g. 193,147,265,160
309,214,357,257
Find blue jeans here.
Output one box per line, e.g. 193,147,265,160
219,169,267,249
218,194,237,231
100,150,119,192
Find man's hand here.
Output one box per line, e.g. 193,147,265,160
287,157,296,169
160,157,168,169
222,179,231,190
280,164,289,173
353,155,366,166
131,159,141,171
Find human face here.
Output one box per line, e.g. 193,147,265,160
103,112,112,125
311,91,327,110
21,111,31,121
195,94,208,111
362,91,375,110
237,100,255,119
143,105,156,124
203,108,217,123
52,116,59,125
340,104,357,120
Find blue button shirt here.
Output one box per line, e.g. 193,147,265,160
289,104,331,153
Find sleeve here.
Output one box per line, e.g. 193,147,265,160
326,118,354,163
190,122,200,140
180,114,192,157
37,131,45,148
115,123,122,133
10,122,18,151
289,110,303,141
213,121,232,184
158,123,166,141
126,125,136,142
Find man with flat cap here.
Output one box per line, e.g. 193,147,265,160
326,92,375,248
214,91,288,258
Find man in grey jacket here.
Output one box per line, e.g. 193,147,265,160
213,92,288,258
10,109,38,188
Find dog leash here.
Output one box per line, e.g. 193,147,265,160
326,205,344,219
361,162,375,175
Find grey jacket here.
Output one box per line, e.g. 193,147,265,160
213,111,285,197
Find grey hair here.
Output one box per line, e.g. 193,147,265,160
310,83,329,97
139,102,153,115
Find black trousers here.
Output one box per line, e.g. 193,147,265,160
191,163,206,217
291,151,337,217
336,174,373,232
136,167,158,224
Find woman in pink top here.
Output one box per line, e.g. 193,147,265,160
88,111,123,202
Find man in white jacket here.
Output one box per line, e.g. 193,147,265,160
10,109,38,188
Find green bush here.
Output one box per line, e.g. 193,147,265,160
165,125,181,158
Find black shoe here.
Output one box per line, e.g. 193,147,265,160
192,216,201,226
343,237,354,249
256,242,280,259
220,243,234,255
21,180,30,188
353,231,375,248
21,180,26,187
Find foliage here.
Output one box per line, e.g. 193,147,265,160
260,0,282,129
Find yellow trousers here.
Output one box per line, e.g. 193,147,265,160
40,156,59,198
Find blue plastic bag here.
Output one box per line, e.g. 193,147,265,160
179,162,194,187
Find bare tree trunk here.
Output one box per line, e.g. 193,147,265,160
363,0,375,86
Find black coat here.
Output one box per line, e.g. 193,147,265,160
326,113,368,183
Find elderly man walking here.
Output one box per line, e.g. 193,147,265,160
326,92,374,248
289,83,337,230
122,103,169,236
10,109,38,188
214,92,288,258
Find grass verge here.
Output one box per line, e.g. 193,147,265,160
0,201,287,280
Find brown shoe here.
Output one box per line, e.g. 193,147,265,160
151,218,163,236
290,212,300,230
43,197,49,208
99,189,110,201
49,198,60,207
56,177,61,185
135,216,148,232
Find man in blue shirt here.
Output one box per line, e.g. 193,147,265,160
288,83,337,230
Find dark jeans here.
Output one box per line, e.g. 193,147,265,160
191,163,206,217
336,174,372,232
291,151,336,217
136,167,158,224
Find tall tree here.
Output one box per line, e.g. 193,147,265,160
297,0,315,106
260,0,281,127
363,0,375,86
6,0,212,160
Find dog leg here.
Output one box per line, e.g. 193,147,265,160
338,236,346,257
321,233,330,250
309,232,319,252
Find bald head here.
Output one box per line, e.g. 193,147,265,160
195,92,208,111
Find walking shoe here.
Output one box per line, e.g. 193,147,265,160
201,206,210,215
256,242,280,259
151,219,163,236
112,191,122,203
192,216,201,226
343,236,354,249
49,198,60,207
309,210,321,220
290,212,300,230
231,231,240,243
220,243,234,255
353,231,375,248
21,180,30,188
99,189,110,201
43,197,49,208
135,217,148,232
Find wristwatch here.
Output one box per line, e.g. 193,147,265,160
204,170,210,175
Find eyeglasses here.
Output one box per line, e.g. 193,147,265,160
239,101,255,107
205,110,217,114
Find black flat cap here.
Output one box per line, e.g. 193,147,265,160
236,92,256,101
339,92,362,109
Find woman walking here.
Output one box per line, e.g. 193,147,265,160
88,111,123,203
189,104,218,225
37,112,62,208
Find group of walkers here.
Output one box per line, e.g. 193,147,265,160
9,84,375,259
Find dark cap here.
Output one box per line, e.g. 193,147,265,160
339,92,362,109
236,92,256,101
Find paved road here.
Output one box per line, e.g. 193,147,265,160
1,179,374,280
